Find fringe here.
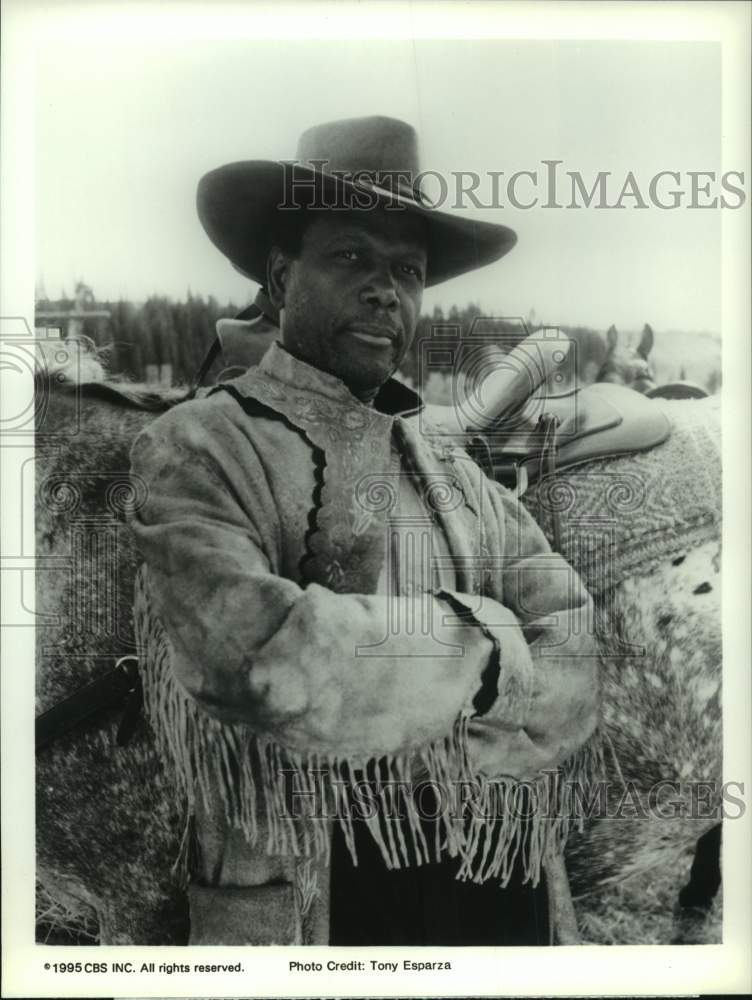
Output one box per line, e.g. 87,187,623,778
455,737,605,887
135,567,604,890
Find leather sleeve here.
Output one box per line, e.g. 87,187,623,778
463,480,601,776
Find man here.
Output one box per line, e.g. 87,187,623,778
129,116,600,946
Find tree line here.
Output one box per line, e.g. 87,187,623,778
36,290,237,385
35,285,719,392
36,286,611,387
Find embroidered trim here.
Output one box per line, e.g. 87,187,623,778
222,369,395,593
210,384,328,587
214,364,486,596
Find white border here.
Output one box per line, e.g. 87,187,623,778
2,2,750,997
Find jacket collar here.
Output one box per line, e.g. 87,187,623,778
232,341,424,417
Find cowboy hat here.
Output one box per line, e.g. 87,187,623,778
196,116,517,288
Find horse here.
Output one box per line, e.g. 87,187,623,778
597,323,712,402
596,323,657,395
34,341,722,945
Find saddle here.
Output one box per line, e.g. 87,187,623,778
477,380,673,502
454,334,672,497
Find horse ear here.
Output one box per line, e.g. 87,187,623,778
606,325,618,351
637,323,654,359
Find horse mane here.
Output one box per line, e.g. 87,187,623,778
41,376,191,413
36,336,192,412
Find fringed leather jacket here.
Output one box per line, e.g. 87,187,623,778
128,342,601,944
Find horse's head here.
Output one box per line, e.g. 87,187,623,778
596,324,656,395
35,335,189,412
37,335,109,384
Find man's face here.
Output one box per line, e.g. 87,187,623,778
268,207,427,399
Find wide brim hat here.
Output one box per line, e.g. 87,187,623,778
197,116,517,289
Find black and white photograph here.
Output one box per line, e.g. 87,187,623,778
1,1,750,997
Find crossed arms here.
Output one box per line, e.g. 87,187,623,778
128,400,600,780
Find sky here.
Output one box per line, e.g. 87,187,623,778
35,37,723,334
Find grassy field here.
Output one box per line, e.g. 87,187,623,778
575,843,722,945
39,858,722,947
